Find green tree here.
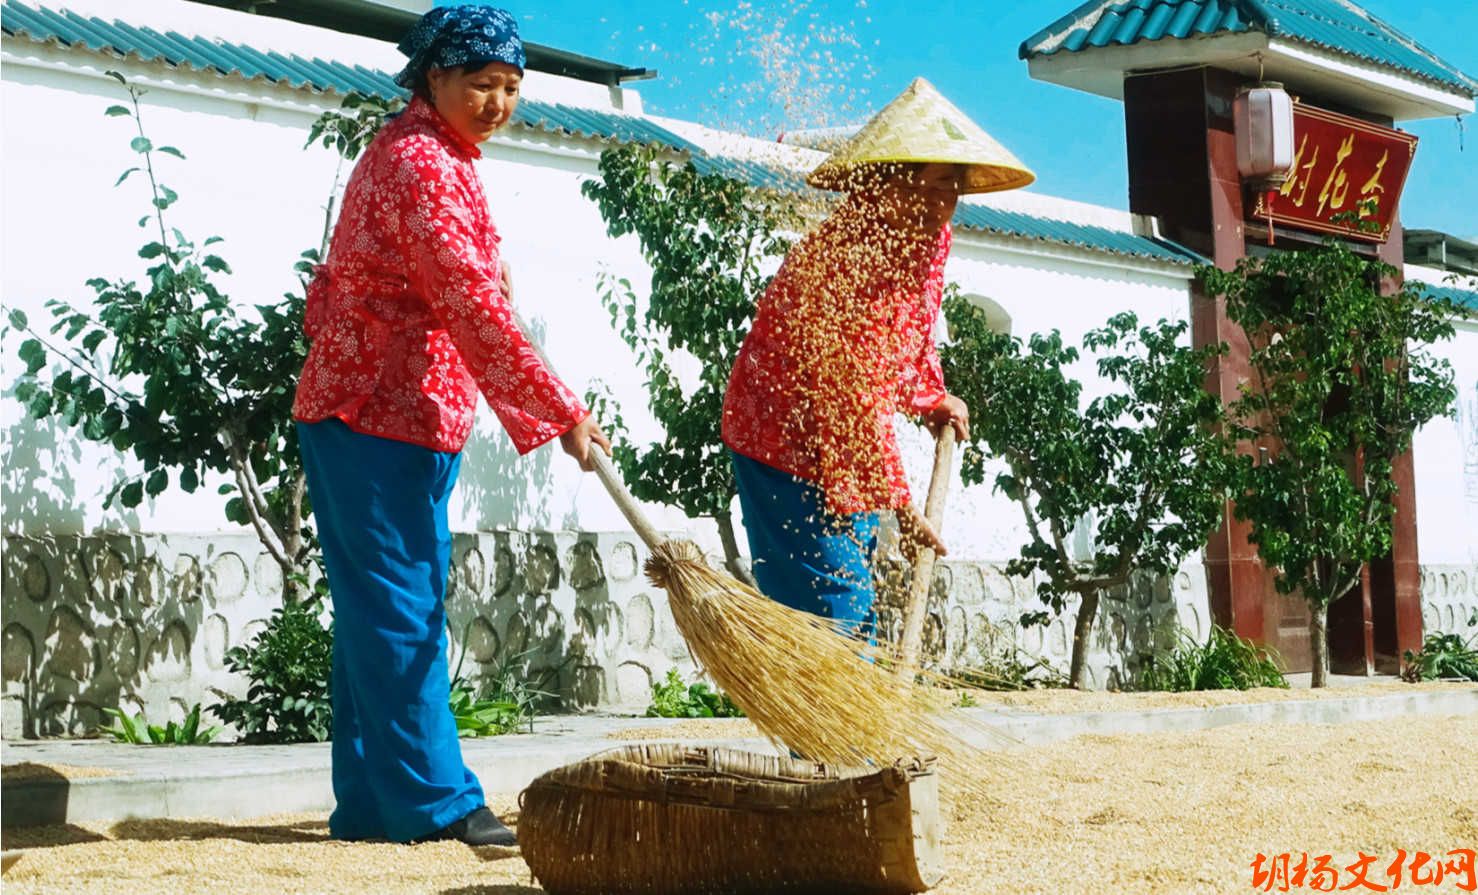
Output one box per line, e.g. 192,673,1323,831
5,74,397,602
940,294,1233,688
1199,244,1461,686
580,145,798,582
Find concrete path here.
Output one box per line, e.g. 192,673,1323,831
3,684,1474,829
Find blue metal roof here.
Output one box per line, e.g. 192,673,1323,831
1414,281,1478,315
692,156,1205,265
0,0,701,153
952,202,1205,264
1021,0,1477,96
1,0,1202,267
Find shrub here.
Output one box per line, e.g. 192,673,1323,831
645,668,744,718
1400,632,1478,683
102,703,222,745
210,598,334,743
1134,625,1288,692
449,644,550,737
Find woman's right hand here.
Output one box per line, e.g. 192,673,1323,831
897,502,947,561
559,416,611,472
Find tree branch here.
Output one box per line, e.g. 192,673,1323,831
226,435,289,569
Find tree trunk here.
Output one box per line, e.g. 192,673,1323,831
1309,602,1330,688
1069,589,1101,689
714,512,757,588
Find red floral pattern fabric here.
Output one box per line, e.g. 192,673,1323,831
293,96,587,454
723,199,951,516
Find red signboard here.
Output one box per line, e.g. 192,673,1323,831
1248,104,1417,243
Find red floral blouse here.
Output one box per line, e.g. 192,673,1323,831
293,96,587,455
723,199,952,516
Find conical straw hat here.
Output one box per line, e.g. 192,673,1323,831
807,77,1035,195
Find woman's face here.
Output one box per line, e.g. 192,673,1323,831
425,61,522,146
872,163,965,234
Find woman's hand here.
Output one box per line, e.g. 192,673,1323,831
499,259,514,303
897,502,948,561
559,416,611,471
925,393,969,441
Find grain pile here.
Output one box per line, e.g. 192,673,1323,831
6,713,1474,894
1,763,123,782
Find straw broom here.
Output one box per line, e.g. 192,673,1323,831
518,316,1019,800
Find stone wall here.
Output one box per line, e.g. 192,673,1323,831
1420,565,1478,641
17,534,1474,741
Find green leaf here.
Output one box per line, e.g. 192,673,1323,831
82,329,107,353
117,710,141,744
8,308,28,329
120,481,144,508
145,468,168,497
105,104,132,117
105,70,127,85
153,186,178,210
115,167,140,187
19,338,46,375
180,467,199,493
130,136,153,153
156,146,186,159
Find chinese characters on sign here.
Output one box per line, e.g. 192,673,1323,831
1248,104,1418,243
1251,849,1476,892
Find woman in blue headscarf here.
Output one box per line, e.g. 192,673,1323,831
293,4,608,846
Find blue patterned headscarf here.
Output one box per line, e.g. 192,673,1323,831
393,4,525,89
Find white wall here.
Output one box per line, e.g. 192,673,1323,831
0,48,687,540
1,23,1202,567
897,239,1195,561
1409,266,1478,566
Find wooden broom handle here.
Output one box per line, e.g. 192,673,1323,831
511,311,667,551
589,447,666,551
896,425,956,674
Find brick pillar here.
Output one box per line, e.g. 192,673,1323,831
1123,68,1307,669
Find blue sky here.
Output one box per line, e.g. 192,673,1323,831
515,1,1477,239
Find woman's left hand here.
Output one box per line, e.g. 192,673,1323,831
925,393,969,441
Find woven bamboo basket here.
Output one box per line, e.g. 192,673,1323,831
518,744,944,895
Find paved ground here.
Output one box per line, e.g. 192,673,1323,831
3,710,1475,894
2,681,1474,829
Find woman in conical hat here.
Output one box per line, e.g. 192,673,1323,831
723,78,1032,638
293,4,608,847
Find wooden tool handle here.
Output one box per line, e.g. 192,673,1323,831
896,426,956,674
590,447,665,551
511,311,666,551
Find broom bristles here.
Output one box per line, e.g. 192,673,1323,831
645,540,1025,804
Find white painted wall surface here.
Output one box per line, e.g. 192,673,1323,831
3,4,1201,568
1408,265,1478,566
0,28,1200,567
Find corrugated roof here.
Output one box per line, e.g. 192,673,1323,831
2,0,1203,267
1021,0,1477,96
692,156,1206,265
952,202,1204,264
1414,281,1478,314
0,0,700,153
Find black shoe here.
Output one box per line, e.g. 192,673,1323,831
415,807,517,847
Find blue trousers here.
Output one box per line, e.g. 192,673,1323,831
297,419,484,842
730,451,880,638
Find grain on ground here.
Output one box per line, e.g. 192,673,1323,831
4,715,1474,894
